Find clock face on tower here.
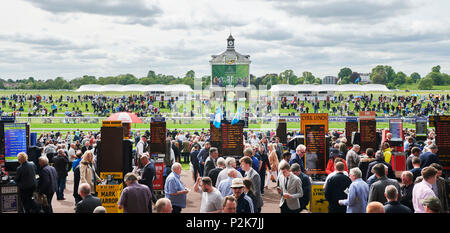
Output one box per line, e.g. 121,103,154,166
228,40,234,46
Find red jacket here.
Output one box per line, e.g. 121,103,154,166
326,158,349,174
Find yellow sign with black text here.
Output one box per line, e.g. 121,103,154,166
96,172,124,213
96,184,123,213
309,182,328,213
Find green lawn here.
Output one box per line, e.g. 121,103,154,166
3,88,448,132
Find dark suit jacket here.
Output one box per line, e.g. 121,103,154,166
53,155,69,178
420,152,440,168
38,165,57,195
75,195,102,213
139,161,156,203
324,172,352,213
14,161,37,191
289,153,306,173
204,156,216,178
366,159,395,180
207,167,223,187
73,165,81,198
368,176,401,204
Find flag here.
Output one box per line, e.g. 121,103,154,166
231,107,241,125
213,108,222,128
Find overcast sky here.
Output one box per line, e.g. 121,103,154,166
1,0,449,80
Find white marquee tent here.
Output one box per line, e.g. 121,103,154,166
269,84,391,93
76,84,194,93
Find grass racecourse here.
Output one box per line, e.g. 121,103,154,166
3,89,450,133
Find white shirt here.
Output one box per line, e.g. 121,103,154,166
199,187,223,213
68,148,76,162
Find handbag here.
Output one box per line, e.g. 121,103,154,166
33,192,49,207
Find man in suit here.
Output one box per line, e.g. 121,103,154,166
73,164,82,204
53,149,69,200
290,163,311,211
38,156,58,213
290,144,306,173
366,151,395,180
368,163,401,204
14,152,38,213
197,142,211,177
324,161,352,213
420,144,440,168
239,156,263,213
136,135,148,163
139,154,157,207
277,162,303,213
208,157,225,187
204,147,218,179
75,183,102,213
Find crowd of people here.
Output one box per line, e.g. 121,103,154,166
9,123,449,214
2,92,450,119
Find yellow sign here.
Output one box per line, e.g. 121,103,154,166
96,183,123,213
309,183,328,213
96,172,124,213
99,172,123,180
102,120,122,127
300,113,328,134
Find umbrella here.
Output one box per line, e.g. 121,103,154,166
106,112,143,123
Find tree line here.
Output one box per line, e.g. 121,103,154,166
0,65,448,90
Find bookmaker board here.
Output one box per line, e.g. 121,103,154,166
359,112,377,152
305,124,327,174
430,116,450,170
221,121,244,158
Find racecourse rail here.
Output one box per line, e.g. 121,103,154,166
14,115,427,124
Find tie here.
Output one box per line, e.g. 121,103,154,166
285,177,289,190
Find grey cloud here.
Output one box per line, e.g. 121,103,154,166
24,0,162,17
242,27,293,41
158,17,247,31
269,0,413,23
0,33,95,53
24,0,162,27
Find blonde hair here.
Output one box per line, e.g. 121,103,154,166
17,152,28,163
82,150,93,162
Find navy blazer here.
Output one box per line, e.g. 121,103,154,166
38,165,57,194
139,162,156,192
420,152,440,168
75,195,102,213
14,162,37,191
290,153,306,173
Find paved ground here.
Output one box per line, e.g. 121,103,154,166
52,168,283,213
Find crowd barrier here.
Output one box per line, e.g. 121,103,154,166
13,115,425,125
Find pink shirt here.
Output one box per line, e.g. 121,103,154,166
412,180,436,213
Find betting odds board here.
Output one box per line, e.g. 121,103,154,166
221,120,244,158
305,124,327,174
345,117,358,147
300,113,328,134
150,119,166,155
210,122,222,155
3,123,27,163
359,111,377,152
430,115,450,170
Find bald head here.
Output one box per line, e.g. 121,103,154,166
155,198,172,213
227,169,238,178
